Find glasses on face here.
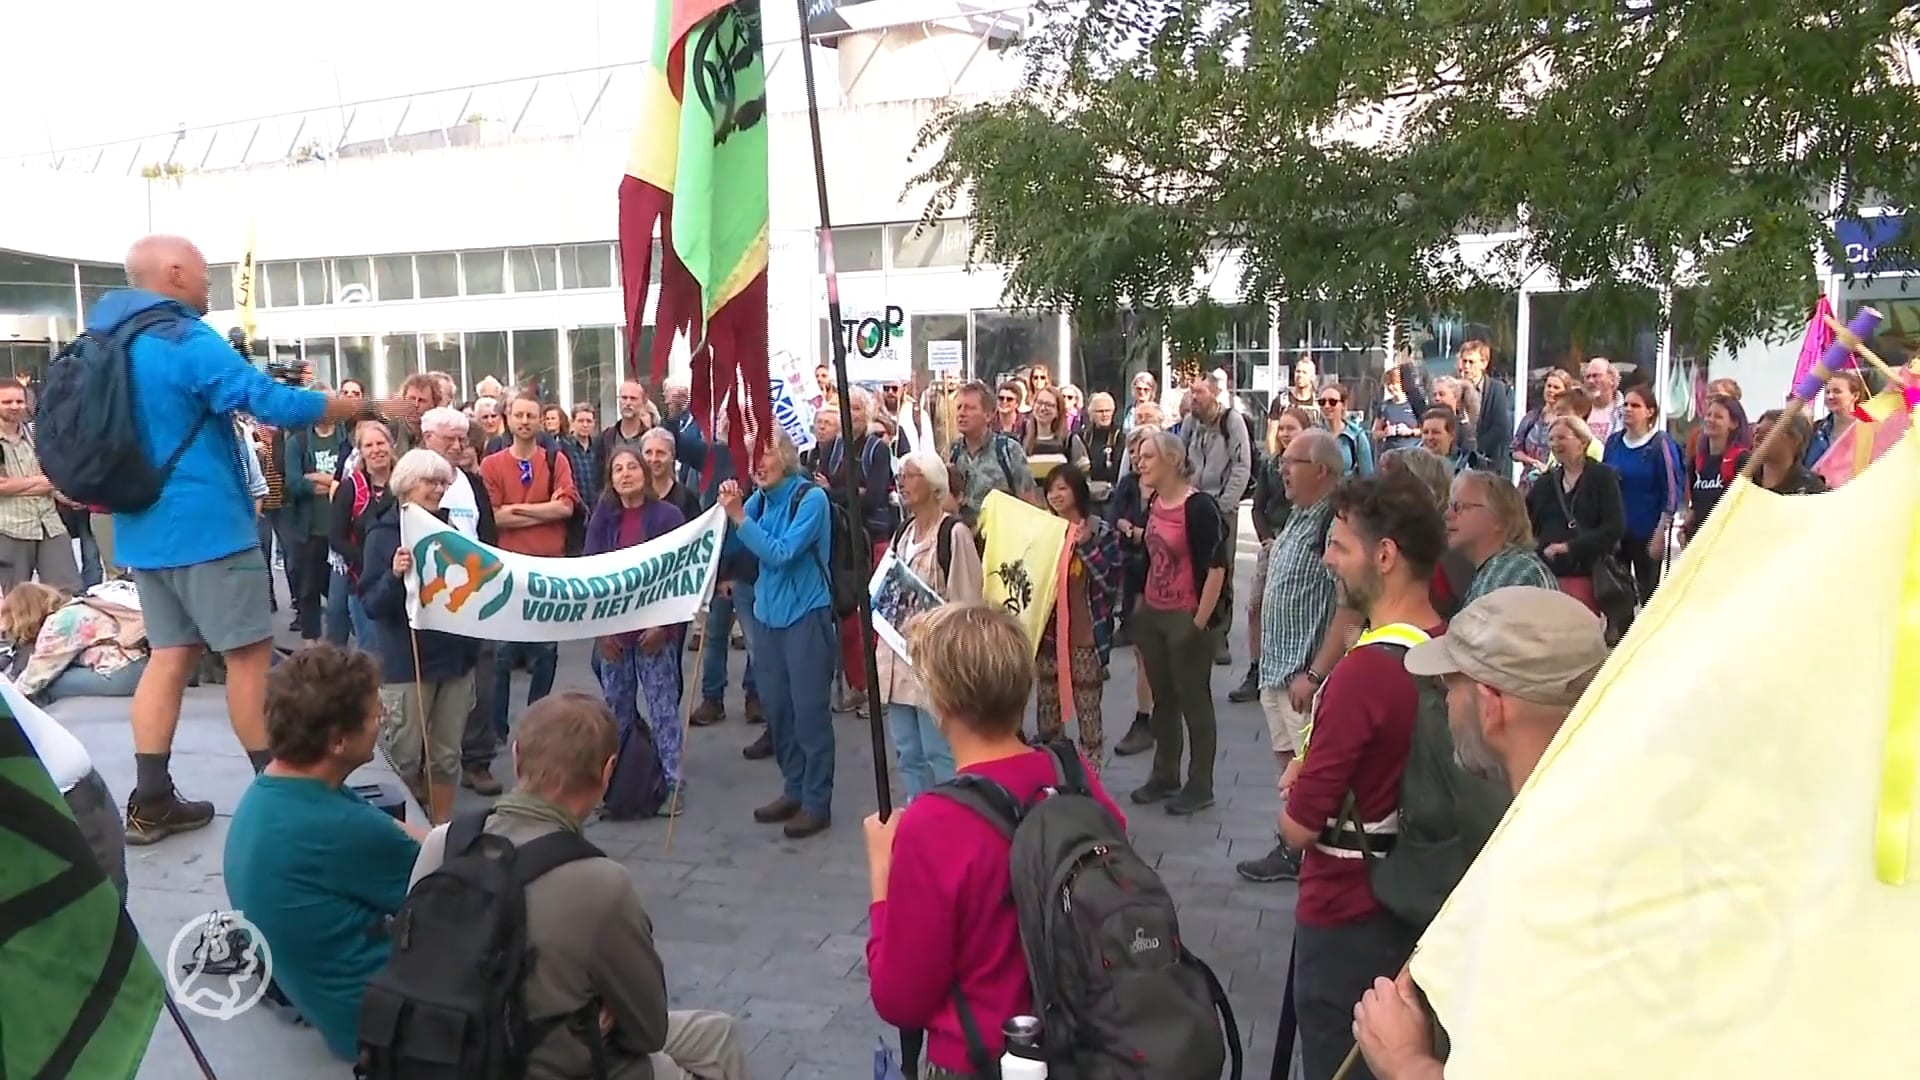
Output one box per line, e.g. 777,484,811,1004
1319,397,1342,407
1446,500,1485,515
999,395,1016,404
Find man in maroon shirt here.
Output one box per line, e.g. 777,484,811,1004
1279,472,1448,1080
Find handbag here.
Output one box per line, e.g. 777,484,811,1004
1552,469,1634,641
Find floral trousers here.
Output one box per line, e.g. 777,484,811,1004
598,638,686,785
1036,644,1105,773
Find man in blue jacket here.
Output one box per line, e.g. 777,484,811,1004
100,234,410,846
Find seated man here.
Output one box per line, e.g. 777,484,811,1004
409,691,748,1079
224,645,424,1061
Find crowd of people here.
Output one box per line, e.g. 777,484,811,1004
10,231,1910,1080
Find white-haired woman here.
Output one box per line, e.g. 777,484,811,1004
1126,429,1230,816
875,450,983,799
419,404,504,796
718,431,838,840
358,448,481,824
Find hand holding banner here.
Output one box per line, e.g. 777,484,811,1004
399,504,725,642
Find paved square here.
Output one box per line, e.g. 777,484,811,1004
81,519,1293,1079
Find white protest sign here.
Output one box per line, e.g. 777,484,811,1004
400,503,724,642
769,350,820,452
836,304,911,383
927,340,964,374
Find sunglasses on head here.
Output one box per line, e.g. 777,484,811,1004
518,459,533,487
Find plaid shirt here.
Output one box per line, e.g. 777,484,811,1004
0,427,64,542
1042,517,1124,664
559,435,601,506
1259,495,1337,689
1465,545,1558,604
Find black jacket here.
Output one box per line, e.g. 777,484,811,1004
1526,462,1626,576
1473,376,1514,467
357,501,481,684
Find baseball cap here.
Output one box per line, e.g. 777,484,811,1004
1403,587,1608,706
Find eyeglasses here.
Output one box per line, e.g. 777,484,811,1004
999,395,1017,404
1318,397,1343,407
1446,501,1486,514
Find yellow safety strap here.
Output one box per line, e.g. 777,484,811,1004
1298,624,1433,756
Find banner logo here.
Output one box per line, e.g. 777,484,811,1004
166,910,274,1021
412,531,513,619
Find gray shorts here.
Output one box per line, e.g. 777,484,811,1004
133,547,274,653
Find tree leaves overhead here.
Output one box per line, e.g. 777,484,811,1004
914,0,1920,352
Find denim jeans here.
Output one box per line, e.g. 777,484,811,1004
348,592,379,654
493,641,559,737
743,603,835,818
699,588,757,704
76,524,103,591
326,569,354,646
44,657,148,702
885,703,954,801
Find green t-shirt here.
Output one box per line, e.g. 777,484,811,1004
222,775,419,1059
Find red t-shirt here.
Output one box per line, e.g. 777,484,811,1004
479,446,577,558
867,748,1127,1073
1289,627,1444,928
1143,498,1199,610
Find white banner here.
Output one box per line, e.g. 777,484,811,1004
770,350,820,453
399,503,725,642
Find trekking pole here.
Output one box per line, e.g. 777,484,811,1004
663,626,707,855
1328,961,1412,1080
407,624,436,823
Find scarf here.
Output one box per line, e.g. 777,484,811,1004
493,789,584,835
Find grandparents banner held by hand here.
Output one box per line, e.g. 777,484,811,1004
399,504,724,642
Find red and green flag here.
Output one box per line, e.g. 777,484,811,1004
619,0,772,469
1,700,163,1079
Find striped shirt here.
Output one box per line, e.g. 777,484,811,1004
0,427,64,541
1259,496,1337,689
1465,546,1558,604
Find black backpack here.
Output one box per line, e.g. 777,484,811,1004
356,813,611,1080
782,484,866,620
38,305,209,513
929,741,1242,1080
1334,638,1514,930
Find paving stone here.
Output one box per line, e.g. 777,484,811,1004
99,511,1291,1078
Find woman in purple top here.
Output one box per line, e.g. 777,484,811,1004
585,446,690,813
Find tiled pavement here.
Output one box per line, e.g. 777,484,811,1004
85,513,1294,1079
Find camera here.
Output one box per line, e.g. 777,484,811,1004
229,328,309,387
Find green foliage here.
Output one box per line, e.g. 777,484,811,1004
914,0,1920,351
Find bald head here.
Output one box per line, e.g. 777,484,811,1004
125,235,212,314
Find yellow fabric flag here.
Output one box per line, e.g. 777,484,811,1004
1410,415,1920,1077
978,490,1070,656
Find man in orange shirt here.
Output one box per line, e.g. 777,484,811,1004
480,393,579,737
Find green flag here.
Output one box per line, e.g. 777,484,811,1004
1,704,163,1079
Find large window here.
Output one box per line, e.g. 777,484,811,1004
0,342,53,389
333,257,372,302
561,243,615,289
570,326,618,420
1276,299,1391,417
908,313,967,387
373,255,415,301
338,336,374,391
1072,309,1160,402
262,262,298,309
1523,289,1657,416
972,309,1059,387
1202,304,1269,403
383,335,421,393
462,250,505,296
512,329,559,402
77,263,123,316
422,333,462,390
305,337,339,388
464,331,509,398
820,226,884,273
888,221,971,270
417,253,460,299
208,264,236,311
298,260,330,306
510,247,559,293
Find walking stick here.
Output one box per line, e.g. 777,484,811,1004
163,991,220,1080
663,627,707,855
406,623,437,824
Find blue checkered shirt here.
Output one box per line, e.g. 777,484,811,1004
1258,496,1337,689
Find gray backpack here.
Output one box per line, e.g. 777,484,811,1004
928,741,1242,1079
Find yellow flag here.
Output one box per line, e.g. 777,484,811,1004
978,490,1069,655
233,223,258,342
1410,414,1920,1077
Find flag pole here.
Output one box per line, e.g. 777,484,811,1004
791,2,892,823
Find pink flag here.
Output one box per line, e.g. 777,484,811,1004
1814,387,1913,488
1788,296,1839,399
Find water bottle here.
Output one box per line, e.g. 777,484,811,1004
1000,1015,1048,1079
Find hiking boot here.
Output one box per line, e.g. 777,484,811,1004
657,783,685,818
1165,790,1216,816
744,695,766,724
730,631,746,650
462,765,503,797
783,811,830,839
690,699,725,727
1113,716,1153,757
754,795,801,823
1213,638,1231,666
1236,844,1302,883
687,631,703,652
742,731,774,760
1227,664,1261,703
125,788,216,846
1129,780,1179,806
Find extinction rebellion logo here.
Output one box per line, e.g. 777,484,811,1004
411,532,513,619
